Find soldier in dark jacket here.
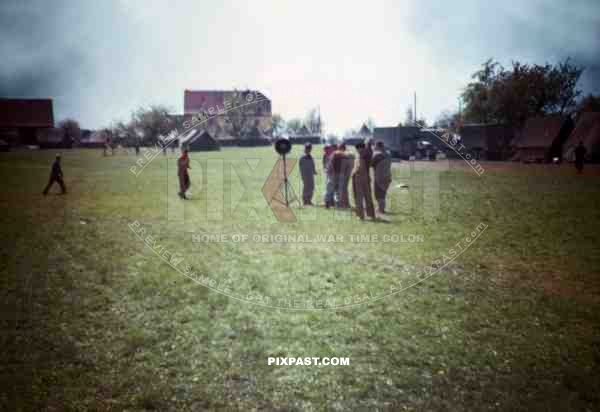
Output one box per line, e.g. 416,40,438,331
352,142,375,219
575,141,587,174
299,143,317,205
42,154,67,195
178,149,191,199
371,141,392,213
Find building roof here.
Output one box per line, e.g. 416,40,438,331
563,112,600,152
517,116,571,149
359,123,372,136
296,125,312,136
0,98,54,128
183,90,270,114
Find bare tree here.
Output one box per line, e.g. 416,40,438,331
58,118,81,147
225,90,267,139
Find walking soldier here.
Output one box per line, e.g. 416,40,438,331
42,154,67,195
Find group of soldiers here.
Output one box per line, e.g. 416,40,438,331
299,140,392,220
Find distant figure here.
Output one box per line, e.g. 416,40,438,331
42,154,67,195
171,139,178,153
135,140,140,155
178,149,191,199
299,143,317,206
575,141,587,174
322,144,335,207
371,141,392,213
352,142,375,220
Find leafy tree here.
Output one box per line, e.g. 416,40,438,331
58,118,81,146
131,105,174,145
271,113,285,137
304,107,322,134
461,58,584,127
285,118,303,135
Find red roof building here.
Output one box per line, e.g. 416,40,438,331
0,98,54,146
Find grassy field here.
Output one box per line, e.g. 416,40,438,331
1,147,599,411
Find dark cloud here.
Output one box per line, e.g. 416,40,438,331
404,0,600,93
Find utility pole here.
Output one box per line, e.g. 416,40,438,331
414,92,417,125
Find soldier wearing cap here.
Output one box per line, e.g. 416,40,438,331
299,142,317,205
322,144,335,207
178,148,191,199
352,141,375,219
371,140,392,213
42,153,67,195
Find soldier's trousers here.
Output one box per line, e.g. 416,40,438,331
179,173,190,194
374,178,391,212
302,176,314,204
352,175,375,219
333,173,350,208
323,174,335,206
43,175,66,195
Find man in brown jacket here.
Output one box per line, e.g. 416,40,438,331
352,141,375,219
330,143,353,208
371,141,392,213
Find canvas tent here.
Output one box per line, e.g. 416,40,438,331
513,116,574,162
290,124,321,145
563,112,600,162
180,129,220,151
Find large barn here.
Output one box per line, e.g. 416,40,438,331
562,112,600,162
0,98,54,146
513,116,574,163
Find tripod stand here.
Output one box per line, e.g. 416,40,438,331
280,153,298,207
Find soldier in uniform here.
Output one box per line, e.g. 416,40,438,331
178,148,191,199
322,144,335,207
371,141,392,214
352,142,375,220
42,154,67,195
299,143,317,205
575,141,587,174
330,143,352,208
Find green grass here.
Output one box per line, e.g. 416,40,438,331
1,148,599,411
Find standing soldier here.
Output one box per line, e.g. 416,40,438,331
134,139,140,155
352,142,375,220
330,143,350,208
299,143,317,205
178,148,191,199
322,144,335,207
42,154,67,195
575,141,587,174
341,144,355,208
371,141,392,214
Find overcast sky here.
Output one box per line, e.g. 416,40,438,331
1,0,599,134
